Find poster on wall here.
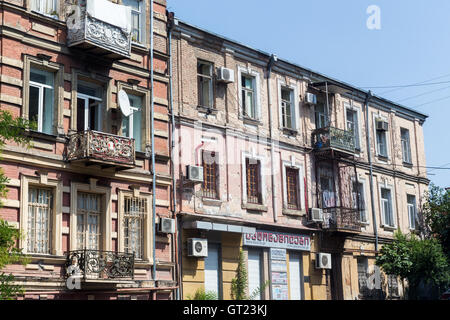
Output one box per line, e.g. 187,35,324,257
269,248,289,300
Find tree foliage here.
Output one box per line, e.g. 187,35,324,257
376,231,450,299
186,288,218,300
422,184,450,257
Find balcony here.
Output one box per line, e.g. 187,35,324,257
322,207,361,233
65,250,135,282
313,126,355,155
67,130,136,169
66,0,132,60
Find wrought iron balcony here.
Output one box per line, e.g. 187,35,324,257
67,130,136,169
313,126,356,154
66,0,132,60
322,207,361,233
65,250,135,281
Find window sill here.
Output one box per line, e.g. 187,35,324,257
26,254,67,264
242,203,267,212
402,162,413,168
202,197,222,207
28,130,58,142
197,106,218,115
359,221,370,226
382,225,397,231
281,128,298,136
377,155,389,162
282,208,306,217
243,117,262,126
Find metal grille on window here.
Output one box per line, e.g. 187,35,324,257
202,151,218,199
124,197,146,259
28,187,52,254
246,158,260,204
286,167,299,210
77,193,101,250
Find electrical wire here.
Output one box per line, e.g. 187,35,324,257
361,80,450,90
395,84,450,103
413,94,450,108
378,72,450,95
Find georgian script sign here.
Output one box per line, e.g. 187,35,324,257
244,230,311,251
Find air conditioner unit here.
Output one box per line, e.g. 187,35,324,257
159,217,175,234
217,67,235,83
305,92,317,105
187,238,208,257
376,120,389,131
186,165,204,183
316,253,332,269
309,208,323,222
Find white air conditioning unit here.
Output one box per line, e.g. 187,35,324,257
376,120,389,131
187,238,208,257
159,217,175,234
316,253,332,269
217,67,235,83
186,165,204,183
305,92,317,105
309,208,323,222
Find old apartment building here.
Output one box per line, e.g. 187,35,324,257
0,0,176,299
170,19,429,300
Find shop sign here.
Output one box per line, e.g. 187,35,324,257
244,230,311,251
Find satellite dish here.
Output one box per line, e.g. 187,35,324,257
118,90,132,117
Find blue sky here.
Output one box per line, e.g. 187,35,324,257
167,0,450,188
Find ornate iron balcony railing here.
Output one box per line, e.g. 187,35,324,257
66,0,132,59
322,207,361,233
313,126,356,154
65,250,135,280
67,130,135,167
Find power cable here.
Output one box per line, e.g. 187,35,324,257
378,72,450,95
361,80,450,90
395,84,450,103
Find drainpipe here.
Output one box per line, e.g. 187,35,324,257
267,54,278,222
364,90,378,252
150,0,157,286
167,12,180,300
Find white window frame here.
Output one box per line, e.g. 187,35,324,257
277,79,300,131
123,0,146,44
373,114,390,160
77,92,103,132
401,128,413,164
19,174,63,256
378,183,396,229
241,150,266,206
31,0,58,18
29,78,54,134
281,159,305,213
344,102,363,151
238,66,261,121
407,194,417,230
352,177,368,224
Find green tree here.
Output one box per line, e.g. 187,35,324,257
186,288,218,300
422,184,450,257
376,231,450,299
231,250,269,300
0,110,35,299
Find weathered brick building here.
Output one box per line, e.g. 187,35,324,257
0,0,176,300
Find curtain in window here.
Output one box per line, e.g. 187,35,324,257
28,188,52,254
77,193,101,250
31,0,57,15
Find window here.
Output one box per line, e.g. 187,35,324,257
319,167,335,208
122,94,143,151
77,82,103,132
76,193,102,250
346,107,360,150
202,151,219,199
289,252,304,300
123,196,147,259
281,88,294,129
204,243,221,299
357,257,369,291
246,158,261,204
381,188,394,227
401,128,412,164
352,181,367,222
31,0,58,17
198,61,214,108
286,167,300,210
315,103,327,129
123,0,145,43
242,75,256,119
407,194,417,230
29,68,55,135
248,250,263,300
27,187,53,254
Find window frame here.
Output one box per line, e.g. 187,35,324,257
30,0,59,19
29,70,55,134
201,150,219,200
118,189,153,264
19,174,63,256
352,178,368,224
407,194,417,230
278,79,300,132
238,66,261,121
379,184,396,229
241,151,266,208
123,0,146,44
281,159,306,215
400,127,413,165
344,102,362,151
373,114,390,159
197,60,214,109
